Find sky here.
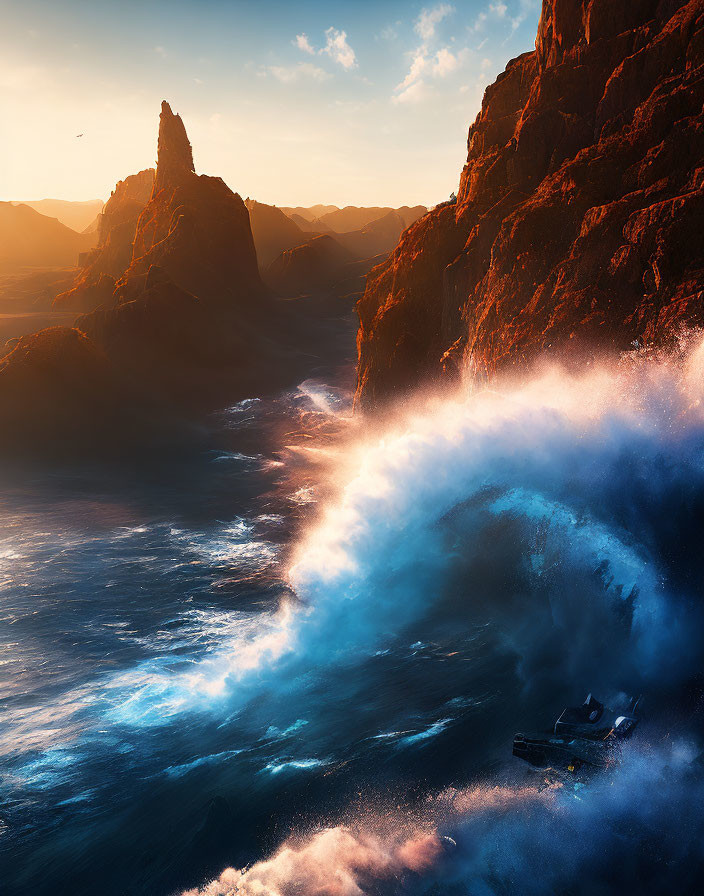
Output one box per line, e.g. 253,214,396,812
0,0,541,207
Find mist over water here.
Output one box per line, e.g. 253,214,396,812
2,340,704,895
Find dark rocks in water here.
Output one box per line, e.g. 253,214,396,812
355,0,704,410
0,327,159,458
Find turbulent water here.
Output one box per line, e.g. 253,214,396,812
2,339,704,895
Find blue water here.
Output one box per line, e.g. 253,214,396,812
2,345,704,895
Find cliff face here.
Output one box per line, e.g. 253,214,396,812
54,169,154,311
356,0,704,409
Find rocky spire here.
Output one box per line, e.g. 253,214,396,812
154,101,195,192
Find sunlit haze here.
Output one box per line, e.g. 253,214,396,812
0,0,540,206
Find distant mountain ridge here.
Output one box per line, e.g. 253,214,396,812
0,202,97,274
279,204,427,235
12,199,104,233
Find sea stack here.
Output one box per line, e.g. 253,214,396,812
122,100,263,303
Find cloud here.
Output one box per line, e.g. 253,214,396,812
378,23,400,41
433,47,465,77
415,3,455,41
393,79,430,104
395,4,468,103
510,0,541,33
397,48,429,92
268,62,331,83
394,43,468,104
321,26,357,69
490,1,508,16
469,10,488,32
294,33,315,55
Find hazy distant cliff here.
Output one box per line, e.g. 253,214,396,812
356,0,704,409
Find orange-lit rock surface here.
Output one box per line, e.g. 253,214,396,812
54,169,154,311
356,0,704,409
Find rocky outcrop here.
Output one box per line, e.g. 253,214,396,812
356,0,704,409
57,101,264,313
0,328,133,456
54,169,154,311
121,102,262,304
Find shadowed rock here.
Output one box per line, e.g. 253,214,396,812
154,101,195,191
121,102,263,304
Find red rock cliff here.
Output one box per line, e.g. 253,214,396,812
356,0,704,409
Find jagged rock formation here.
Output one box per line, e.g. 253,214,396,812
121,101,262,304
356,0,704,409
0,202,97,274
57,101,263,313
0,101,306,457
54,169,154,311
